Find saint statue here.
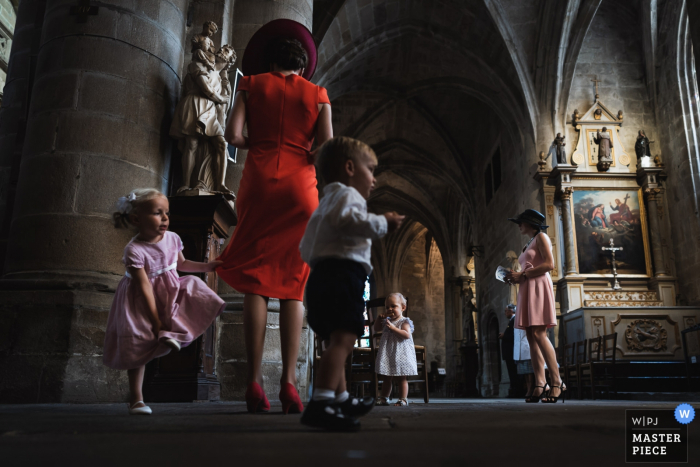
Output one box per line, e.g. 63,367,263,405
553,133,567,165
635,130,652,168
461,286,476,344
170,22,237,195
593,127,613,171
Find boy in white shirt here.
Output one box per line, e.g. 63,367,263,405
300,136,404,431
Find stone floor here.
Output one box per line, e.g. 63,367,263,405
1,398,698,466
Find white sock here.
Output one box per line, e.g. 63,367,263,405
334,391,349,403
312,388,335,401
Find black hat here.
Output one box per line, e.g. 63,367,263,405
508,209,549,229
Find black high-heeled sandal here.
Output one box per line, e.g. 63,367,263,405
525,384,549,403
542,383,566,403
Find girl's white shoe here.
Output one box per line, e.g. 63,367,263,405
164,338,181,351
128,401,152,415
393,398,409,406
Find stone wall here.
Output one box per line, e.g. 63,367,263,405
566,1,658,158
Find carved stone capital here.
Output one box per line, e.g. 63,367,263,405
644,187,663,202
560,186,574,200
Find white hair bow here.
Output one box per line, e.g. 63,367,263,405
116,192,136,214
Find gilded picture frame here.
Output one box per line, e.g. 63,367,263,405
570,187,652,277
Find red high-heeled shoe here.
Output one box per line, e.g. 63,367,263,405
279,382,304,414
245,382,270,413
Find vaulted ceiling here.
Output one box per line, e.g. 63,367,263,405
312,0,656,273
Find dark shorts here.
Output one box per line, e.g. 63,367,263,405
306,258,367,341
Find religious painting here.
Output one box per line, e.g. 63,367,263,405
585,129,617,166
571,188,651,276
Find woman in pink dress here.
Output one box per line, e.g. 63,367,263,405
505,209,565,403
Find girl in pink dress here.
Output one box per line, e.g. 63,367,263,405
104,189,226,415
505,209,565,404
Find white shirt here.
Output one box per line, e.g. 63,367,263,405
513,328,531,361
300,182,388,274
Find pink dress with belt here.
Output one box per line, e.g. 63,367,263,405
515,234,557,330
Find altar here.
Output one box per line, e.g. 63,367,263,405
534,83,700,385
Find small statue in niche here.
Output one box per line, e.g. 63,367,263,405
572,109,581,122
552,133,567,165
594,109,602,120
593,127,613,171
170,28,237,196
191,21,219,71
635,130,652,168
462,286,477,345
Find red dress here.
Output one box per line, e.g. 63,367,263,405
217,72,330,301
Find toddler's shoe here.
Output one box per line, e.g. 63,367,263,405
336,396,375,418
300,400,360,432
128,401,152,415
164,338,181,351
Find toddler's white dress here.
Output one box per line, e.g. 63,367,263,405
375,317,418,376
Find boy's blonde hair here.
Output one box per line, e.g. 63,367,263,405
386,292,407,307
316,136,377,184
113,188,166,228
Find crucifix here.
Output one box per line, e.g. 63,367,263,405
602,238,623,290
70,0,99,23
591,76,601,101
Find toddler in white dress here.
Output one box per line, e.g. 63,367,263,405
374,293,418,406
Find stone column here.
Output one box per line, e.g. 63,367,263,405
216,0,314,401
0,0,45,271
644,187,667,276
560,187,577,275
0,0,187,403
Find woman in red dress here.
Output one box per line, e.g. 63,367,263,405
218,20,333,414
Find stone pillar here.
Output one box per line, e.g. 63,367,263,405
0,0,187,403
638,166,677,305
216,0,314,401
0,0,45,271
644,188,667,276
560,187,577,275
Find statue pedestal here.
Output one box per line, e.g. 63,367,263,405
144,194,237,402
459,343,480,397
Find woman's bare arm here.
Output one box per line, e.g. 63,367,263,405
526,232,555,277
316,103,333,146
225,90,248,148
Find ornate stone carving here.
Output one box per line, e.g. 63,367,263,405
625,319,668,352
170,21,237,197
644,187,663,202
538,150,547,171
560,186,573,200
594,127,613,171
584,290,663,307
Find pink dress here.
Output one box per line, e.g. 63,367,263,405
515,234,557,330
103,231,226,370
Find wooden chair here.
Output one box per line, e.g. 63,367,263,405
368,297,429,403
345,300,379,398
580,333,618,399
564,340,587,399
578,336,602,399
561,342,576,390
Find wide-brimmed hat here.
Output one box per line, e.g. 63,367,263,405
508,209,549,229
242,19,317,80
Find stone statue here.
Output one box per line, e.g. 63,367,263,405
462,285,476,344
635,130,652,168
593,127,613,171
553,133,567,165
170,22,237,196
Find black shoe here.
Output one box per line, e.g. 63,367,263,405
336,396,375,418
300,400,360,432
